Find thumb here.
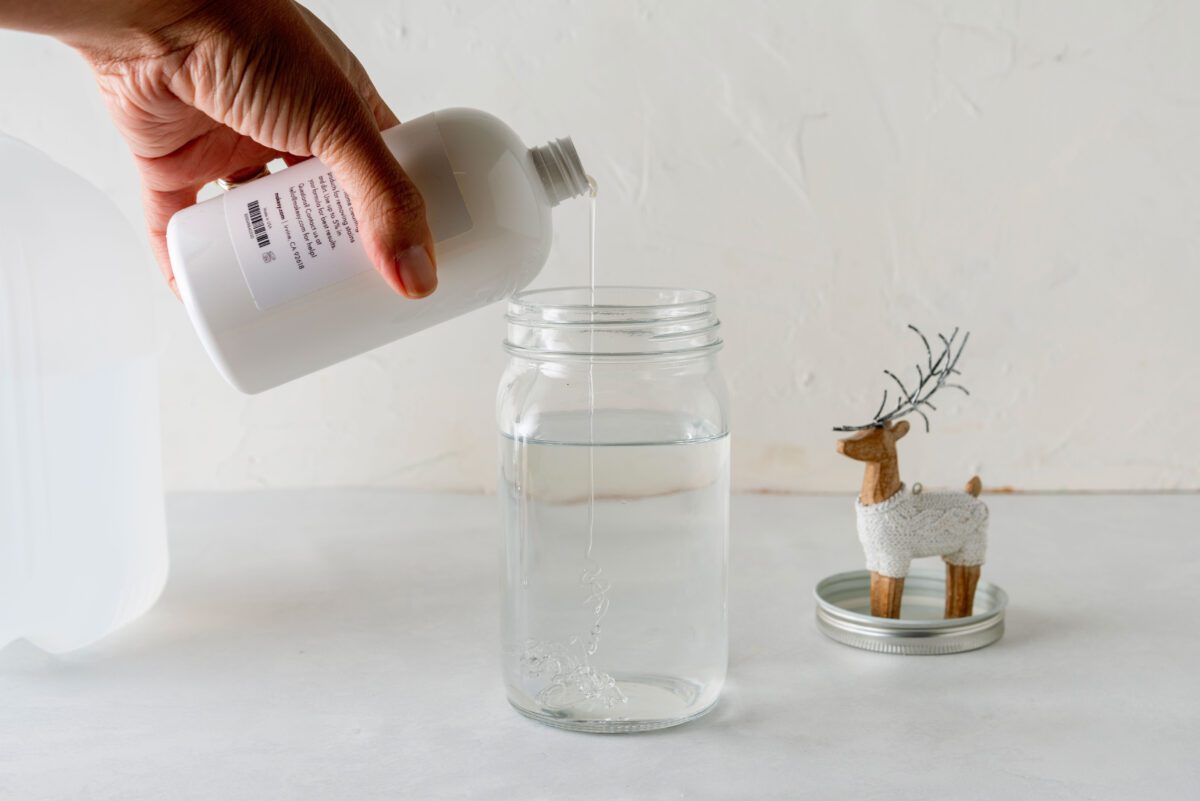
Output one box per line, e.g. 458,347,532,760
311,99,437,298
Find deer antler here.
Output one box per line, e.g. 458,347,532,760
833,325,971,432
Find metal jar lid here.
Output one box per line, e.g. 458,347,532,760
814,569,1008,655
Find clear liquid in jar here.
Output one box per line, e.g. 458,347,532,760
500,409,729,731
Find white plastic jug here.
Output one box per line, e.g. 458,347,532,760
0,134,167,653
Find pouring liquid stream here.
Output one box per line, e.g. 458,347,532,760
578,176,622,692
518,176,627,711
582,174,611,658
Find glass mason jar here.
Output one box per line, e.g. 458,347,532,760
497,287,730,732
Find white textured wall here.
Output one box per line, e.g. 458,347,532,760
2,1,1197,492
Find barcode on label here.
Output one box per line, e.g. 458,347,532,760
247,199,270,248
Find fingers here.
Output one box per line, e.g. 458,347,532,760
310,101,437,298
132,130,284,297
366,93,400,131
321,51,426,295
218,163,271,186
284,5,433,297
292,5,400,128
142,184,199,300
357,78,401,130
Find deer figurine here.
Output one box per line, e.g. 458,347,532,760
834,326,988,620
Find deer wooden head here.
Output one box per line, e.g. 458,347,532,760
836,420,910,464
836,421,910,505
834,326,970,506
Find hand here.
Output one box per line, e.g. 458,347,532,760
27,0,438,299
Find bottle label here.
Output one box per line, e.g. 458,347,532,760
222,114,472,310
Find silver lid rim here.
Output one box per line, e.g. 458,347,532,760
814,569,1008,655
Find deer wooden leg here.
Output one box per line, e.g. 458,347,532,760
869,571,904,618
944,563,981,618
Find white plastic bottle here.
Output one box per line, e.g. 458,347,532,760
1,134,168,653
167,107,590,393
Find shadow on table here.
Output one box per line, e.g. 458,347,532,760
2,539,493,671
994,606,1060,649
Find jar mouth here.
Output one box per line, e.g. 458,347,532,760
509,286,715,325
506,285,721,358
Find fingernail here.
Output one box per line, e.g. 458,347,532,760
396,245,437,298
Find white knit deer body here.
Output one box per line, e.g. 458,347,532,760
855,482,988,578
833,326,989,619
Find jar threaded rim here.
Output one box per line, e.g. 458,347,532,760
505,286,721,359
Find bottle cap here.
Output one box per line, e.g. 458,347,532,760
531,137,589,205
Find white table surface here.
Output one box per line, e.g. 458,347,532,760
2,491,1197,800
